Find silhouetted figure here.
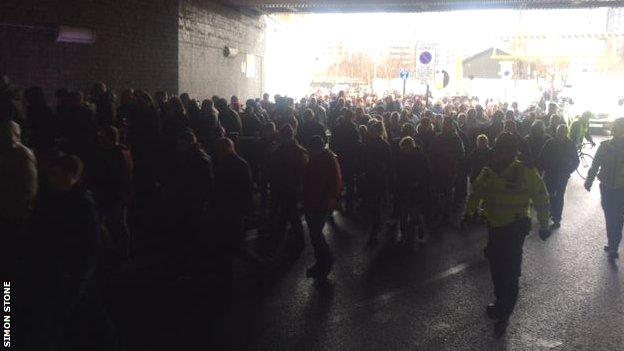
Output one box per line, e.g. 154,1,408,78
415,116,436,155
524,120,551,172
58,91,98,161
24,86,56,149
127,90,160,188
395,136,430,247
213,137,254,256
302,135,342,278
256,122,278,208
585,117,624,259
487,110,505,142
361,121,392,247
299,108,326,148
162,130,213,246
0,120,38,278
307,97,327,127
539,124,578,229
468,134,492,183
29,154,116,350
269,125,308,258
330,110,361,214
241,99,263,137
430,118,464,222
192,99,220,149
162,96,190,138
94,91,117,128
216,97,242,136
90,126,134,257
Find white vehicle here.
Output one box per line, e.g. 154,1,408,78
560,91,623,134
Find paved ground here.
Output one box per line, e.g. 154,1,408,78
102,141,623,351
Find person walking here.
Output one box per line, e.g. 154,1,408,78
395,136,430,246
464,133,550,336
361,121,392,246
269,125,309,259
539,124,579,229
584,117,624,259
302,136,342,279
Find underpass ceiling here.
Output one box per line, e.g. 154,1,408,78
221,0,624,13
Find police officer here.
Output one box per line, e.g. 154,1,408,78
569,111,596,150
464,132,550,336
585,117,624,259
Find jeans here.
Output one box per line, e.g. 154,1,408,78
485,219,529,316
304,211,333,268
600,184,624,252
544,174,569,223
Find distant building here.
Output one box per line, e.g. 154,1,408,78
462,48,512,79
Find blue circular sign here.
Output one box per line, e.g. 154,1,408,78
419,51,432,65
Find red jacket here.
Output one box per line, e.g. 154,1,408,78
303,149,342,212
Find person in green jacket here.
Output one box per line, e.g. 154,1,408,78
584,117,624,259
569,111,595,150
464,132,550,336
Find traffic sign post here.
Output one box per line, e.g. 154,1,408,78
399,69,410,97
415,43,437,106
415,43,437,84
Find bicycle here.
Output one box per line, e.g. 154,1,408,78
576,142,594,180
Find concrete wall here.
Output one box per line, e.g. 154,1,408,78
178,0,265,101
0,0,179,101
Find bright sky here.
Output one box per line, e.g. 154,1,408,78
264,8,617,97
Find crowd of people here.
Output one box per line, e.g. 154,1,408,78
2,74,623,346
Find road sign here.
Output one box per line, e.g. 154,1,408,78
499,61,513,80
415,43,437,83
399,69,410,80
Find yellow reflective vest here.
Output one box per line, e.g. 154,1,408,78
465,160,550,228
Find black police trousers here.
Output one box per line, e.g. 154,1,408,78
485,218,530,317
600,184,624,252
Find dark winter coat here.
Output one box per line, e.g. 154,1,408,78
303,149,342,212
539,137,579,179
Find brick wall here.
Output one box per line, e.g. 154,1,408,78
178,0,266,101
0,0,266,103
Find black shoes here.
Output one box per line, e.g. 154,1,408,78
550,221,561,230
486,303,500,319
486,303,510,338
494,319,509,338
486,303,510,320
604,246,619,259
306,263,331,279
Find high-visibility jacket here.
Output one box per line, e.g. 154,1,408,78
569,119,593,148
465,159,550,228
